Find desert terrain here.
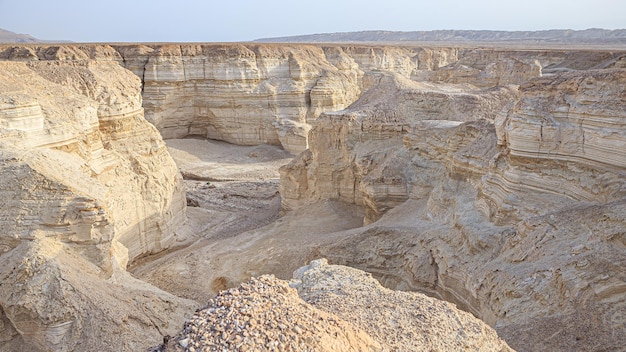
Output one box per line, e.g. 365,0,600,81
0,41,624,351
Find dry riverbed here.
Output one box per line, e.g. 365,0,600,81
129,138,364,303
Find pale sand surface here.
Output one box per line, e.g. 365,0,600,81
129,138,364,303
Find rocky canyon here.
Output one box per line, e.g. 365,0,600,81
0,42,624,351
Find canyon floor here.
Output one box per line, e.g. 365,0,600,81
130,138,364,303
129,139,513,352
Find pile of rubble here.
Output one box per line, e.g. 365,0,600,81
155,275,381,351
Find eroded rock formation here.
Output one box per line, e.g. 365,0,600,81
5,44,621,155
113,44,363,154
0,60,192,352
280,65,626,351
293,259,513,351
0,42,624,352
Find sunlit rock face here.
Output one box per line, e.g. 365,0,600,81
0,60,191,352
280,64,626,351
0,60,186,264
0,43,624,352
112,44,547,154
279,72,519,219
114,44,364,154
481,69,626,223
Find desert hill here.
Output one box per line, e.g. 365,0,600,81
0,28,69,43
256,28,626,44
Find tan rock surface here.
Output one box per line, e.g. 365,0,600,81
158,261,513,352
3,43,623,156
114,44,363,154
0,43,625,352
0,60,193,351
482,69,626,222
279,71,519,221
419,57,542,87
280,68,626,351
292,259,513,352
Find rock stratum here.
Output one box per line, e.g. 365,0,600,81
0,42,624,351
280,53,626,351
0,58,193,351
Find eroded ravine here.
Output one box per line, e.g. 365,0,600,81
0,43,625,352
129,138,371,304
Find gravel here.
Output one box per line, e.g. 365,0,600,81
154,275,381,352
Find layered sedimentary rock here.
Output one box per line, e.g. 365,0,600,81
280,67,626,351
2,43,622,156
0,60,192,351
113,44,363,154
419,57,542,88
482,69,626,222
280,72,519,221
0,43,624,352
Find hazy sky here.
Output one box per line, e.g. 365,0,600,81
0,0,624,42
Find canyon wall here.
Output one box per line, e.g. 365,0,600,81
5,44,621,155
280,61,626,350
114,44,363,154
0,59,193,351
0,43,624,351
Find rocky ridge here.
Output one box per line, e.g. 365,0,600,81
279,63,626,350
0,28,42,44
255,28,626,44
160,260,511,352
2,44,624,155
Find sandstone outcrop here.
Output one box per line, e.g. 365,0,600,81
280,66,626,351
418,57,542,88
482,69,626,222
2,43,623,157
113,44,363,154
0,60,192,351
279,71,519,221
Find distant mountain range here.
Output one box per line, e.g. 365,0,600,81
0,28,70,43
255,29,626,44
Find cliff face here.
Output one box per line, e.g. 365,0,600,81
3,44,621,156
280,62,626,350
279,72,519,218
112,44,363,154
0,60,192,352
0,43,624,352
483,70,626,222
0,60,186,265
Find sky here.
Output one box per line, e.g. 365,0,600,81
0,0,624,42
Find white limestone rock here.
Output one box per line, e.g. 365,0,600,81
0,60,192,352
